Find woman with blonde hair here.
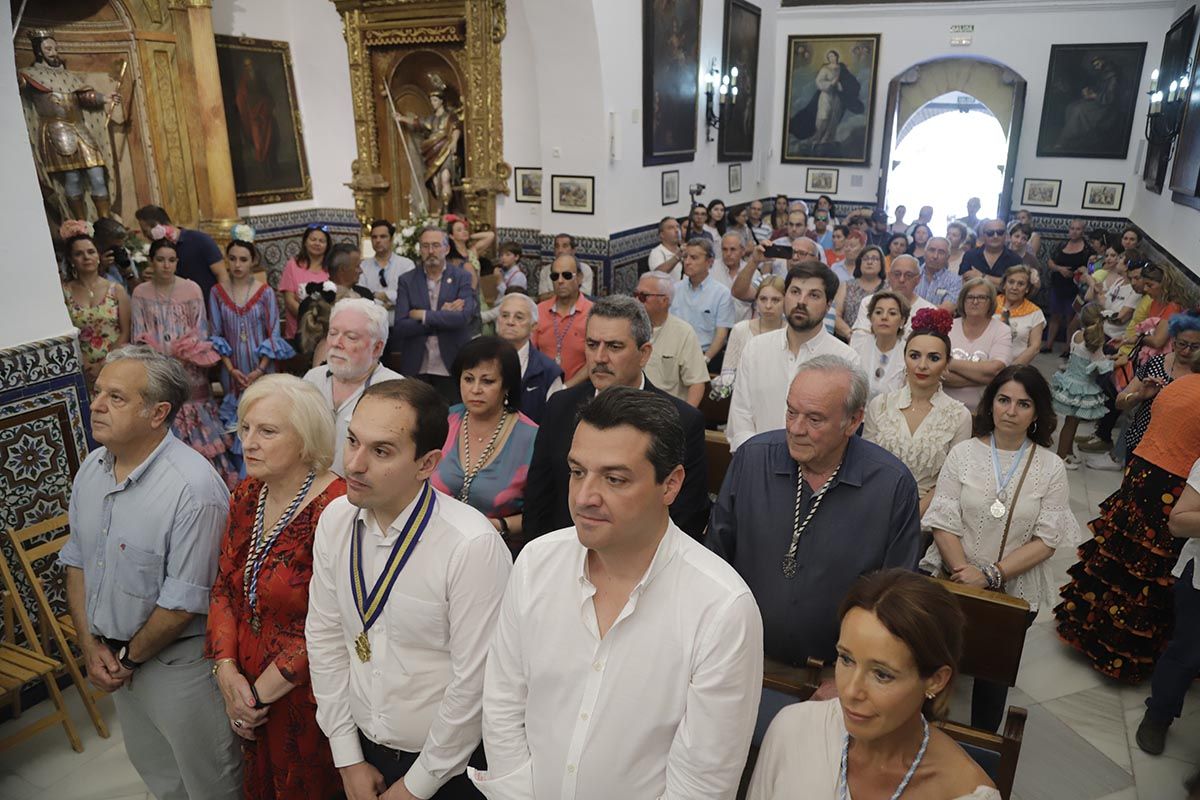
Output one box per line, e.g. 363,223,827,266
206,374,346,800
944,279,1012,408
995,264,1046,366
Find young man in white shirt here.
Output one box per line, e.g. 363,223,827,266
727,260,861,451
307,378,513,799
360,219,416,325
469,387,762,800
647,216,684,281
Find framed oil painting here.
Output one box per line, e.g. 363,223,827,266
1082,181,1125,211
643,0,702,166
215,35,312,205
662,170,680,205
805,167,839,194
1036,42,1147,159
551,175,595,215
1021,178,1062,207
514,167,542,203
718,0,761,162
781,34,880,165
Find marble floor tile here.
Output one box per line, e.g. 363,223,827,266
0,772,36,800
37,743,147,800
1123,700,1200,765
1012,703,1134,800
1128,750,1196,800
1094,788,1139,800
1016,622,1107,704
1043,685,1132,772
0,690,122,790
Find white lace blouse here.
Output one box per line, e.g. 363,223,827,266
863,386,973,496
920,438,1086,610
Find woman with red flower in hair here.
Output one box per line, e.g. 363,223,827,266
864,308,972,518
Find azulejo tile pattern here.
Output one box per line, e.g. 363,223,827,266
242,207,363,287
0,334,90,639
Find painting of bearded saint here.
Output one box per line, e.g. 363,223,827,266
1037,42,1146,159
782,35,880,165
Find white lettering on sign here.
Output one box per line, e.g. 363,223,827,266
950,24,975,33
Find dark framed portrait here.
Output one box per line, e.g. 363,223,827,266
1036,41,1147,160
718,0,761,162
728,163,742,194
1155,7,1198,193
551,175,595,215
1169,7,1200,203
1082,181,1125,211
1021,178,1062,207
643,0,702,166
662,170,680,205
215,35,312,205
781,34,881,165
514,167,542,203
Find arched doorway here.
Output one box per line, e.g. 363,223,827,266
877,57,1027,227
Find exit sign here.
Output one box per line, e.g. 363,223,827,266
951,24,975,33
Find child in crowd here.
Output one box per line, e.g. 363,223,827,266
1051,303,1113,468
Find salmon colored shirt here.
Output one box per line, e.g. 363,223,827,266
1135,373,1200,478
533,295,593,381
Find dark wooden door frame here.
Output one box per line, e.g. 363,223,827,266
876,57,1027,219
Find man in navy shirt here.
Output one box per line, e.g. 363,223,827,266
958,219,1022,287
135,205,225,306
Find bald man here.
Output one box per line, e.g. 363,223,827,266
532,254,593,387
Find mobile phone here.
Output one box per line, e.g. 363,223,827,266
763,244,792,259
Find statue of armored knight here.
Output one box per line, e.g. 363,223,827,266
18,29,121,221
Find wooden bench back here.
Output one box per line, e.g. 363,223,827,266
932,577,1033,688
704,429,733,497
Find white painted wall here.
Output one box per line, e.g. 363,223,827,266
767,0,1176,218
496,0,543,230
0,15,75,350
213,0,356,215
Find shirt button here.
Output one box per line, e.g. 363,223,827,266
580,712,589,721
592,661,602,671
566,765,576,774
374,669,382,677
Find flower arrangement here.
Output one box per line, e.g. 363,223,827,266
393,214,450,261
911,307,954,336
126,231,150,269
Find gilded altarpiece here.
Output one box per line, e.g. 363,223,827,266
332,0,509,229
14,0,239,238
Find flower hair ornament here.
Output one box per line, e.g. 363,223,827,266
230,223,256,244
910,307,954,337
149,223,180,244
59,220,94,239
301,281,337,302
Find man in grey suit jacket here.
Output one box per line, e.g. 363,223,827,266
389,226,477,402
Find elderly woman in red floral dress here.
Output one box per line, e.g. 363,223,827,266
206,374,345,799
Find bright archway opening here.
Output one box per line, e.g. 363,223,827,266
884,93,1008,236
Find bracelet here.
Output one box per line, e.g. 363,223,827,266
497,516,510,537
249,683,269,710
211,657,236,678
982,563,1003,590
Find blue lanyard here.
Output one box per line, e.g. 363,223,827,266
990,434,1030,501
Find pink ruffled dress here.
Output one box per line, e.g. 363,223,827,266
131,278,239,488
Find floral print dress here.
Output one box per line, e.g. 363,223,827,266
65,281,122,394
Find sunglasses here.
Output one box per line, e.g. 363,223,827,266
634,291,666,302
305,224,330,233
984,229,1006,236
551,271,576,281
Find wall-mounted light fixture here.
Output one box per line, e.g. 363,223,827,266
1146,65,1191,148
701,58,738,142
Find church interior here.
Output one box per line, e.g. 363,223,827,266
3,0,1200,798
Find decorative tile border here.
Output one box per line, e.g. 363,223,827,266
242,208,363,286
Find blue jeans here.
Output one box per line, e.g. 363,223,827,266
60,165,108,198
1145,563,1200,723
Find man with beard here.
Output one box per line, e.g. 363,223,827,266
726,261,859,451
305,298,403,477
391,226,477,402
19,30,120,220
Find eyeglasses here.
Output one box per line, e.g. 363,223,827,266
551,272,576,281
965,294,993,302
890,271,919,280
984,229,1006,236
634,291,666,302
1175,340,1200,352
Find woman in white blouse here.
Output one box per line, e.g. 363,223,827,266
944,279,1013,410
749,569,999,800
850,290,909,400
994,265,1046,366
865,308,972,516
922,365,1084,732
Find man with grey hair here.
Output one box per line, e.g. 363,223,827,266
61,346,242,799
708,354,922,669
636,271,708,405
305,297,402,476
495,292,564,423
851,253,937,337
710,232,755,323
671,237,736,369
523,295,710,541
390,224,476,402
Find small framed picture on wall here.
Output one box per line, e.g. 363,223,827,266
513,168,542,203
1081,181,1125,211
805,167,839,194
1021,178,1062,207
662,170,680,205
728,163,742,193
550,175,595,215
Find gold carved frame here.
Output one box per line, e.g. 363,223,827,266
332,0,509,230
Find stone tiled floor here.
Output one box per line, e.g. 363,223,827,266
0,356,1195,799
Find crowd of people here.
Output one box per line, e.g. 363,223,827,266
52,196,1200,799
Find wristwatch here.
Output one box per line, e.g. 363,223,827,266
116,645,142,671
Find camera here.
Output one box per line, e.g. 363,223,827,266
688,183,706,196
109,246,132,270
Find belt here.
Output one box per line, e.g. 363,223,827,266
96,636,128,653
358,731,414,762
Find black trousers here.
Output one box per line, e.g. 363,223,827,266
1093,371,1120,443
417,373,461,405
356,731,486,799
971,678,1010,732
1146,563,1200,724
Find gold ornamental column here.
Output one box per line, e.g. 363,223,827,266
170,0,240,237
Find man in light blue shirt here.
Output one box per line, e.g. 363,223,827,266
61,346,240,799
914,236,961,311
671,237,736,370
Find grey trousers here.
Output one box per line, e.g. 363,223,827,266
112,635,242,800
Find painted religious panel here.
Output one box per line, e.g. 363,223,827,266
643,0,702,166
215,35,312,205
1036,42,1147,160
718,0,761,162
781,34,880,165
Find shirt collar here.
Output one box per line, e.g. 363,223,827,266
356,482,430,543
101,431,175,487
576,521,681,596
770,434,866,488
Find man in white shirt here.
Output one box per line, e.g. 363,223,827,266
729,236,817,307
360,218,416,324
746,198,772,243
536,234,594,299
727,260,861,450
469,387,763,800
851,254,936,338
710,232,754,323
636,272,709,406
647,216,684,281
304,298,403,476
307,378,513,800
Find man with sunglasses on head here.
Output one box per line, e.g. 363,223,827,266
360,218,415,325
959,219,1022,287
532,254,593,388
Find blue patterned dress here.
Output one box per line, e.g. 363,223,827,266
208,282,295,427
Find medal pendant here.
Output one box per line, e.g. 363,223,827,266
250,615,261,633
354,631,371,663
781,555,798,579
554,354,562,365
990,499,1006,519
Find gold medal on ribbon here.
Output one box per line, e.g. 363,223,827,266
354,631,371,663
